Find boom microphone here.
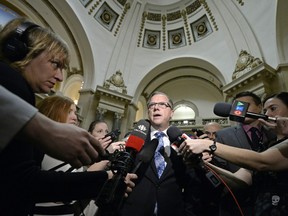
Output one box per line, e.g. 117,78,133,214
213,101,277,123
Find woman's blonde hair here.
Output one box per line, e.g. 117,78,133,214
0,17,70,71
37,95,75,123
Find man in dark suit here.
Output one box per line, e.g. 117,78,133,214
214,91,277,215
120,91,193,216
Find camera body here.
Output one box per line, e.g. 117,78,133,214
192,128,204,137
104,129,121,143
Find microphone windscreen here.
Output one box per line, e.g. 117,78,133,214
167,125,183,143
213,102,232,117
125,119,150,152
137,139,159,163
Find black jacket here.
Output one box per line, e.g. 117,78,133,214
0,62,108,215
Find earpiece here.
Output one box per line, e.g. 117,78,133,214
3,21,40,61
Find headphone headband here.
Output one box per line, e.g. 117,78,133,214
4,21,40,61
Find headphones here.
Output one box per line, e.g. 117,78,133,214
3,21,40,61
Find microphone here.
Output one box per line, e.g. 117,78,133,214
95,119,150,215
167,125,191,153
167,126,221,187
213,100,277,123
131,139,159,173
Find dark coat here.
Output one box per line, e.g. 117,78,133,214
0,62,108,215
120,131,194,216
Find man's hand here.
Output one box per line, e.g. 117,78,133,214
124,173,138,197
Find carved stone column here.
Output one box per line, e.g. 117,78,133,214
96,108,108,121
113,112,123,131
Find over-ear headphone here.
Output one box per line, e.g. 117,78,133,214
3,21,40,61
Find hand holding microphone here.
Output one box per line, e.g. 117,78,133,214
95,119,150,215
167,126,202,164
213,100,278,122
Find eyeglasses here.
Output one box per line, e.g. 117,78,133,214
148,102,172,110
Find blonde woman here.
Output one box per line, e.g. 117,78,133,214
0,18,135,215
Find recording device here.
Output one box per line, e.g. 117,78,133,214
4,22,40,61
104,129,121,142
167,126,221,188
213,101,277,123
192,128,204,137
103,129,121,151
95,119,150,215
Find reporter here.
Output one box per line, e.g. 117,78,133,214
182,92,288,172
0,18,119,215
181,92,288,215
88,120,125,153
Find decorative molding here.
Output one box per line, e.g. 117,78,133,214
235,0,244,6
116,0,127,7
95,85,133,114
88,0,102,15
191,15,213,42
147,12,161,22
232,50,263,80
181,9,192,45
223,63,277,101
186,0,202,15
162,15,166,51
168,27,186,49
167,10,181,22
114,2,130,36
143,29,161,49
103,70,127,94
80,0,93,8
137,11,147,47
94,2,119,32
200,0,218,31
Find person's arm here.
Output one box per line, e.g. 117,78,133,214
22,113,106,168
0,85,106,167
181,138,288,171
205,163,252,188
0,85,37,150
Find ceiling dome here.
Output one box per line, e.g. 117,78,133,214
147,0,182,6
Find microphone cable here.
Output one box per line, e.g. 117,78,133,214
203,163,244,216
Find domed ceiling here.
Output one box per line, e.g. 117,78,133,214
80,0,218,51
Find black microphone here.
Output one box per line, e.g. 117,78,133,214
213,100,277,123
167,126,221,187
95,119,150,215
167,125,191,153
131,139,159,173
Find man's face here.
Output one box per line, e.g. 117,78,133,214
148,94,173,131
204,124,221,140
236,96,262,124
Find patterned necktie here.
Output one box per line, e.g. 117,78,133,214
154,131,166,178
250,127,260,151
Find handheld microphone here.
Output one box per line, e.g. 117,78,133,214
213,101,277,123
95,119,150,214
167,125,191,152
132,139,159,173
167,126,221,187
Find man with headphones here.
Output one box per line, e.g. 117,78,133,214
0,18,137,215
